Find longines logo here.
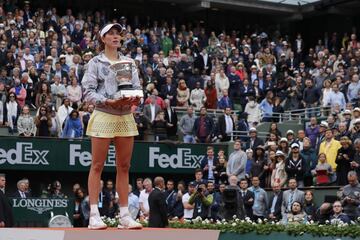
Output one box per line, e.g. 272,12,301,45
12,199,68,214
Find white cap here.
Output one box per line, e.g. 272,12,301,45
27,19,34,23
46,56,53,61
10,20,16,25
246,148,253,153
291,142,300,149
27,78,33,84
354,107,360,112
355,118,360,124
100,23,124,38
0,23,4,28
282,41,288,45
249,127,257,132
59,54,66,59
276,150,285,157
279,137,288,143
250,65,257,69
281,53,286,57
320,121,328,128
343,110,352,115
286,130,294,135
61,26,68,31
48,28,55,32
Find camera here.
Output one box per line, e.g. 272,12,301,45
197,186,203,193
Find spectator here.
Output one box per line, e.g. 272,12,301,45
271,150,288,187
339,171,360,220
194,107,215,143
319,128,341,170
281,178,304,218
133,178,144,197
182,182,195,220
302,79,320,117
13,180,30,198
164,180,177,219
74,187,86,227
301,137,318,186
324,83,346,111
215,155,228,184
330,200,351,224
259,90,273,122
282,201,307,224
152,111,169,141
217,107,235,142
164,99,177,140
347,74,360,105
148,176,168,228
66,76,82,107
188,181,213,220
50,180,67,198
245,128,264,151
305,117,320,148
61,109,83,138
160,76,177,106
215,68,230,99
57,98,73,130
139,178,153,220
217,89,233,110
285,143,306,187
248,176,268,221
0,173,14,227
143,95,160,124
9,79,26,108
250,145,266,185
268,183,283,221
35,82,51,108
200,146,219,181
190,81,206,109
134,109,148,141
179,106,196,143
51,75,66,111
204,79,217,109
244,96,261,127
303,190,317,222
3,92,21,134
226,140,247,181
176,79,190,107
17,105,36,137
336,137,355,186
239,178,255,220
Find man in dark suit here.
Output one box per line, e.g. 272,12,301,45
239,178,254,219
200,146,219,181
194,48,212,75
268,183,283,221
13,180,31,198
164,99,178,140
245,128,264,151
217,107,235,142
194,107,215,143
0,174,14,227
160,77,177,106
148,177,168,228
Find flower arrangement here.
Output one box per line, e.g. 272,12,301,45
101,216,360,238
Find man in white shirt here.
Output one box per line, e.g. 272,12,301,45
139,178,153,219
217,107,235,142
182,182,195,220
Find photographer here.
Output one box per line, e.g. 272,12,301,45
339,171,360,220
188,182,213,219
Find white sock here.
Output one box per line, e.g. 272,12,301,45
120,207,129,218
90,204,100,216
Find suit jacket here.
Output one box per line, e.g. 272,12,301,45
148,188,168,228
143,104,161,124
0,190,14,227
164,107,178,136
281,189,304,216
245,137,264,151
217,115,235,140
268,191,283,220
12,191,31,198
160,84,177,106
240,190,255,219
200,156,219,180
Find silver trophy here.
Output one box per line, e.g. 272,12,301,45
109,60,143,99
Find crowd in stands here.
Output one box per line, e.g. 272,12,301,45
1,0,360,228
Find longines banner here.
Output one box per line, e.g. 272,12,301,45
0,137,227,174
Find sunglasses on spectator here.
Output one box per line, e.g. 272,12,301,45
333,205,342,207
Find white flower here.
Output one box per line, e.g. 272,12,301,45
351,220,356,225
232,222,237,226
252,222,256,225
245,217,250,221
306,221,310,225
299,232,304,235
310,220,314,224
235,218,240,222
233,215,237,219
222,219,226,223
216,221,222,225
271,221,275,225
257,218,263,224
263,218,268,222
325,220,330,224
241,220,245,223
276,222,280,225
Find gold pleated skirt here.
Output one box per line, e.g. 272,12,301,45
86,110,138,138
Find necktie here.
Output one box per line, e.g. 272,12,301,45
21,192,26,198
288,192,294,212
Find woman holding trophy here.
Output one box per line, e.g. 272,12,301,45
82,23,143,230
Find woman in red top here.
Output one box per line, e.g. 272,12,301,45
235,62,248,81
204,80,217,109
